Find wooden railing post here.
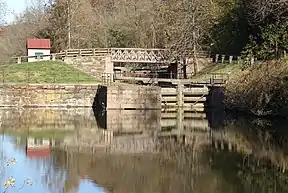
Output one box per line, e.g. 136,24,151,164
221,55,225,63
229,56,233,64
17,57,21,64
215,54,219,63
52,54,56,61
177,83,184,107
237,56,241,64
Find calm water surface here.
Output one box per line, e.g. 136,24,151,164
0,108,288,193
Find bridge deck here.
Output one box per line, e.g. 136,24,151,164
114,76,227,86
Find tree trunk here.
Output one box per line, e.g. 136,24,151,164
67,0,71,49
192,5,198,74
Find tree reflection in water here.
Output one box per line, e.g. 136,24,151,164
1,108,288,193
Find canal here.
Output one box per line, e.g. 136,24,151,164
0,107,288,193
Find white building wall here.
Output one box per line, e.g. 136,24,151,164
27,49,51,62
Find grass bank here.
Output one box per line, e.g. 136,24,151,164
196,61,288,117
224,60,288,117
0,61,99,83
3,129,75,139
192,63,242,79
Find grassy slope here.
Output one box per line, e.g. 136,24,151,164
225,60,288,116
192,63,242,79
0,61,99,83
195,61,288,116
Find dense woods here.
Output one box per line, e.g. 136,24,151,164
0,0,287,61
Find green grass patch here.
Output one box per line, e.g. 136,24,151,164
192,63,242,79
2,129,75,140
0,61,99,83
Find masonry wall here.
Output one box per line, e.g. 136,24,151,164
0,84,161,109
63,56,113,78
0,84,99,108
96,85,162,110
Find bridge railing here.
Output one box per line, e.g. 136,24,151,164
113,71,230,85
9,54,64,64
59,48,110,57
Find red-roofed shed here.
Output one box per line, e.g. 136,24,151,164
26,148,51,158
27,38,51,62
26,138,51,159
27,39,51,49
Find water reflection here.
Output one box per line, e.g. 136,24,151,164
0,108,288,193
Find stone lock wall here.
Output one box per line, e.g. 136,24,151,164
96,85,162,110
0,84,99,107
0,84,161,109
63,56,114,78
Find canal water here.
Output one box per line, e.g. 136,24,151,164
0,107,288,193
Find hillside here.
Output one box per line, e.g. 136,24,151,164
0,61,99,83
192,63,242,79
225,60,288,117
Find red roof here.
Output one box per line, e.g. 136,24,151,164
27,39,51,49
26,147,51,158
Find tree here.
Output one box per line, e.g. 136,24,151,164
161,0,220,73
0,0,6,25
247,0,288,25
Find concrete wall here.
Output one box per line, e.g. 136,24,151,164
27,49,50,62
95,85,161,110
64,56,113,79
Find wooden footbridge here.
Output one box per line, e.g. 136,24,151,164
113,72,229,86
11,47,230,88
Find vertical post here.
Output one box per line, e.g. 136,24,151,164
177,83,184,107
52,54,56,61
215,54,219,63
237,56,241,64
284,50,287,59
104,55,114,82
2,69,4,83
229,56,233,64
176,107,184,134
250,57,255,65
221,55,225,63
17,57,21,64
176,62,181,79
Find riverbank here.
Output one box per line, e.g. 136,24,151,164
224,60,288,117
197,60,288,117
